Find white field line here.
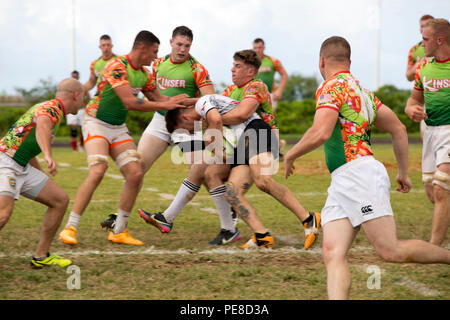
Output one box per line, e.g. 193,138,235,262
353,264,442,298
157,193,175,200
394,277,441,297
1,244,447,297
200,207,217,214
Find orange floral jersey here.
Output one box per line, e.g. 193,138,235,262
222,79,276,129
315,71,382,173
85,55,155,125
0,99,65,166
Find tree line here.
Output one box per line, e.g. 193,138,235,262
0,74,418,136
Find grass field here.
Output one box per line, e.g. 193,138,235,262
0,141,448,300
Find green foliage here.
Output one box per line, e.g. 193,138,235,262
126,110,154,135
282,73,320,102
0,78,419,138
374,84,419,133
0,107,29,136
276,99,316,134
15,77,57,105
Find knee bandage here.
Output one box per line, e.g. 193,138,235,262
422,172,434,185
433,170,450,191
115,150,141,169
87,154,109,168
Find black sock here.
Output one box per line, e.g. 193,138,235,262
302,212,313,224
33,252,50,261
255,232,271,239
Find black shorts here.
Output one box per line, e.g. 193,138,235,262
232,119,279,167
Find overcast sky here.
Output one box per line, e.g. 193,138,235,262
0,0,448,96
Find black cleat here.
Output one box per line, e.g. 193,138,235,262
208,228,242,245
100,213,117,230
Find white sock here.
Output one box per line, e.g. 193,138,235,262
210,185,235,232
113,209,130,234
163,179,200,223
66,212,81,228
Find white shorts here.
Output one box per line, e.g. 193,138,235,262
321,156,394,227
66,108,85,126
82,115,134,147
0,152,49,200
142,111,203,147
422,124,450,173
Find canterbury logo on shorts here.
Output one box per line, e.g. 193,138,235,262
361,205,373,215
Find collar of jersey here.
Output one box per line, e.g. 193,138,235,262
435,57,450,63
332,70,351,77
55,98,66,116
170,54,190,65
102,53,115,61
126,55,140,71
237,78,255,89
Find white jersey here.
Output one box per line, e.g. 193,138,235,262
195,94,260,141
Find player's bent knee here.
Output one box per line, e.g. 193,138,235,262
322,244,347,265
374,244,403,263
124,167,144,185
115,150,141,170
433,170,450,191
0,210,13,229
254,176,272,193
48,189,70,211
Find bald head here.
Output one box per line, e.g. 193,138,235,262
55,78,85,115
57,78,83,95
320,36,351,63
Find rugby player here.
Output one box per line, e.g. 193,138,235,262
0,78,84,267
253,38,288,156
102,26,217,232
285,36,450,299
165,50,321,249
406,15,434,140
405,18,450,246
58,30,188,246
66,70,89,151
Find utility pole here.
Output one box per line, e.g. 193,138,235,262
72,0,76,71
375,0,381,91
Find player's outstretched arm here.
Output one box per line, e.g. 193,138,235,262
406,61,420,82
35,116,57,176
284,108,338,179
83,73,98,92
114,85,188,112
374,104,411,193
273,66,289,101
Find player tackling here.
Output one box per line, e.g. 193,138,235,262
58,30,188,246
